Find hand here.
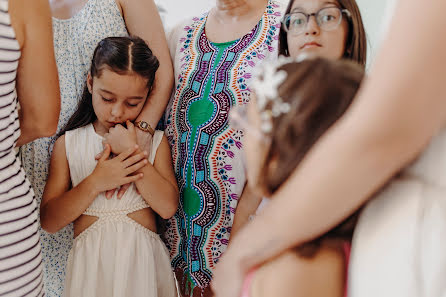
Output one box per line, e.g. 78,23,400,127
95,144,147,200
90,144,147,193
212,250,247,297
103,120,137,155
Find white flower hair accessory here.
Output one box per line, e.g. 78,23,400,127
251,56,295,133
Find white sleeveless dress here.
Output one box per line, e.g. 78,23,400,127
349,129,446,297
62,124,177,297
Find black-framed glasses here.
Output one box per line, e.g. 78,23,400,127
282,7,351,36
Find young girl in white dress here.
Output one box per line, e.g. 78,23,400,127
39,36,178,297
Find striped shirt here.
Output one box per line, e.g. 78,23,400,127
0,0,44,296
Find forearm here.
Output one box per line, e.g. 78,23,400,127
136,66,173,128
16,107,58,146
40,177,99,233
231,184,262,237
135,161,178,219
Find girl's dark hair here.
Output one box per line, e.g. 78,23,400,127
278,0,367,68
58,36,160,137
259,58,364,256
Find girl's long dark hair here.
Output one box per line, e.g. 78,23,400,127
58,36,160,137
260,58,365,257
278,0,367,68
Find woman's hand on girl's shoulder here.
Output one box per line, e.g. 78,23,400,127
103,120,137,154
88,144,147,193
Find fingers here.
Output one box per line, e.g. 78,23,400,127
116,144,139,161
117,183,131,199
123,173,144,184
105,189,116,199
99,144,111,162
127,120,135,132
95,152,102,160
125,159,148,175
122,150,148,168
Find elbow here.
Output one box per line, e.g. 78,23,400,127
40,210,61,234
37,115,59,137
38,124,58,138
35,105,60,138
40,219,60,234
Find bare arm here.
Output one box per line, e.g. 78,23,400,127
134,135,179,219
41,137,147,233
230,183,262,237
212,0,446,296
9,0,60,146
119,0,174,130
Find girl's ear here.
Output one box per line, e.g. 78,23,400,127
87,72,93,94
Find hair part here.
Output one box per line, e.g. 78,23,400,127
57,36,160,138
278,0,367,67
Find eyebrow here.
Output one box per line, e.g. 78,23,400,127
291,1,339,12
99,89,145,100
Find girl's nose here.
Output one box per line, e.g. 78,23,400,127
110,104,124,119
305,15,320,36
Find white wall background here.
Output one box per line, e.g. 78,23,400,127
159,0,393,63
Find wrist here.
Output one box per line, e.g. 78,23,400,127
135,120,154,136
83,174,101,197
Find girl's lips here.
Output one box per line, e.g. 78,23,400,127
301,42,322,49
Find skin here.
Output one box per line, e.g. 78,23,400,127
40,69,178,236
9,0,60,146
287,0,348,59
205,0,268,43
212,0,446,296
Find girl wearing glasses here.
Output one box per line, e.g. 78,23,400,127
279,0,366,66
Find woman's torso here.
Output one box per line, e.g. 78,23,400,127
0,0,44,295
164,0,285,293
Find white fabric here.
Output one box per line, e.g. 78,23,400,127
62,124,177,297
349,128,446,297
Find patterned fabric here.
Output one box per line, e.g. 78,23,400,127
0,1,44,295
20,0,128,295
164,1,284,294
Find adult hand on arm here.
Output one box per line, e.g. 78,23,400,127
10,0,60,146
211,1,446,296
119,0,174,153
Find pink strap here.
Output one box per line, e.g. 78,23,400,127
240,268,257,297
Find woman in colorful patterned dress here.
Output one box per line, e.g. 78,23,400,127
164,0,285,295
20,0,173,295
